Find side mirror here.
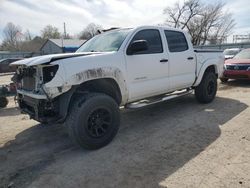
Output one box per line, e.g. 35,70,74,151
127,40,148,55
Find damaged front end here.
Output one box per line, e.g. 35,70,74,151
13,64,68,123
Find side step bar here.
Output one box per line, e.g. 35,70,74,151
125,89,193,109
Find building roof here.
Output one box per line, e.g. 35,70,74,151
49,39,86,48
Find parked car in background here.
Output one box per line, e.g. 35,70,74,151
223,48,241,60
0,58,22,73
220,48,250,82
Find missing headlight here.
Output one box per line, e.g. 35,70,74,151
43,65,59,83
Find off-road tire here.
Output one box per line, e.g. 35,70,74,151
38,122,50,126
66,93,120,150
195,72,217,103
220,78,228,83
0,97,8,108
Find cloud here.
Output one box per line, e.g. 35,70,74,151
225,0,250,33
0,0,249,42
0,0,173,40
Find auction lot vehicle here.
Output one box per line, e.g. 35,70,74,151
0,58,22,73
11,26,224,150
0,83,16,108
223,48,241,60
0,86,9,108
220,48,250,82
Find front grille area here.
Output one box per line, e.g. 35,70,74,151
226,64,250,71
16,67,37,91
22,76,36,91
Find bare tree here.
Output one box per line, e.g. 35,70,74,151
41,25,61,39
1,22,23,51
207,12,235,44
79,23,103,40
19,36,46,52
163,0,235,45
24,30,32,41
163,0,200,29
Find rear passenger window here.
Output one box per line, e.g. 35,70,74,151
164,30,188,52
129,29,163,54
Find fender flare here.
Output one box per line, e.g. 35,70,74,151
56,67,128,123
193,60,219,87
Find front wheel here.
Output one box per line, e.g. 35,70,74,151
66,93,120,150
195,72,217,103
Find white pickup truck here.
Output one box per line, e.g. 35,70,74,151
12,26,224,150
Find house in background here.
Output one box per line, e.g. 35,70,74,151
40,39,86,55
0,36,45,60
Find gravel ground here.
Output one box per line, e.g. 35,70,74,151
0,74,250,188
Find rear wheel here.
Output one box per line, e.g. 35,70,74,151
66,93,120,150
0,97,8,108
195,72,217,103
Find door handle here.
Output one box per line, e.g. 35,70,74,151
187,57,194,60
160,59,168,63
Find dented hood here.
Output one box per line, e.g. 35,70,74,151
10,52,103,67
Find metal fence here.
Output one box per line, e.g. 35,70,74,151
195,42,250,50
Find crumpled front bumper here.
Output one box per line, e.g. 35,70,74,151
17,89,47,99
17,90,59,123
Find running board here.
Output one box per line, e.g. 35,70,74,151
125,89,193,109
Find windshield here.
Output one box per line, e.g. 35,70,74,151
76,29,131,53
233,49,250,59
223,49,240,56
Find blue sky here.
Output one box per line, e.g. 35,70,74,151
0,0,249,42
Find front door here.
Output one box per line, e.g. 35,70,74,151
125,29,169,102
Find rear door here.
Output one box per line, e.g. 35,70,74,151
125,29,169,101
164,30,196,90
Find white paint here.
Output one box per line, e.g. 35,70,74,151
15,26,224,105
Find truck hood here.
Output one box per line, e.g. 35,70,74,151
10,52,106,67
224,55,234,59
225,58,250,65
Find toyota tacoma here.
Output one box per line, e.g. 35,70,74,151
11,26,224,150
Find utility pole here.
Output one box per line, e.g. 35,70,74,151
63,22,67,39
61,22,66,53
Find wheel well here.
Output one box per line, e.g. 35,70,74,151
205,65,218,78
73,78,122,105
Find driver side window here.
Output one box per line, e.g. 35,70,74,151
129,29,163,54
